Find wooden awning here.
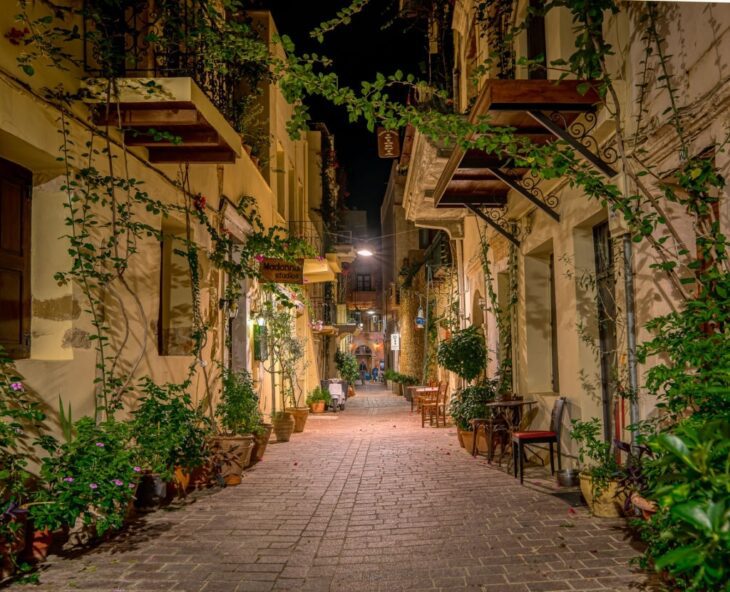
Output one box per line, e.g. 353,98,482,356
433,79,615,222
84,77,242,164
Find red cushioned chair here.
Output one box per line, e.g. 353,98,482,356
512,397,567,484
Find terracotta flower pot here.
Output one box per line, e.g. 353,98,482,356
212,435,254,486
189,463,216,490
286,407,309,433
272,413,295,442
252,424,273,462
579,473,624,517
310,401,326,413
458,429,488,454
23,525,52,563
456,429,465,448
631,492,658,520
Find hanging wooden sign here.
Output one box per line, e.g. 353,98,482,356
377,127,400,158
260,258,304,284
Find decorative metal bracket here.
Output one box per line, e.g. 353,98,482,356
527,110,619,178
465,204,520,247
485,167,560,222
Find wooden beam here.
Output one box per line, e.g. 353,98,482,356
147,148,237,164
126,129,222,147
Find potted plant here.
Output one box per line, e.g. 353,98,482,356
306,387,332,413
1,354,54,578
448,381,496,452
130,379,210,502
213,369,262,485
31,418,140,541
271,411,295,442
251,421,273,462
436,326,487,383
615,439,657,519
570,418,623,517
335,350,359,396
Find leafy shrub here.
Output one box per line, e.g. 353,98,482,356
335,350,360,385
306,387,332,405
131,379,211,479
637,418,730,591
217,369,263,436
383,369,419,385
32,418,138,536
448,381,497,431
436,326,487,381
570,418,620,497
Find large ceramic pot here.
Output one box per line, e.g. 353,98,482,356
459,429,488,454
310,401,326,414
272,412,295,442
23,524,52,563
579,473,624,517
212,435,255,486
251,423,273,462
286,407,309,433
631,492,658,520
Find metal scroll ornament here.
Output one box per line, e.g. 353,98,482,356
548,111,619,166
518,170,559,209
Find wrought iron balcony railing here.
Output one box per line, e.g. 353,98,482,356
82,0,243,132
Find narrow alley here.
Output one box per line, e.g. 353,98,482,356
17,387,651,592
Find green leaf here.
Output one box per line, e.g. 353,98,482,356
671,502,713,533
655,546,705,571
21,64,35,76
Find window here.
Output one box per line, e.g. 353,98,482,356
356,274,372,291
526,0,547,80
158,227,194,356
0,158,31,359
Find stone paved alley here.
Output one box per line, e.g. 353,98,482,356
14,387,654,592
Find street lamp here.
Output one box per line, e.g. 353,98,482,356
356,248,373,257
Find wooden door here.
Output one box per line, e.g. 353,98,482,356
0,158,32,359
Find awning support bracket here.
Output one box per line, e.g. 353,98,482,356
485,167,561,222
466,204,521,247
527,110,618,178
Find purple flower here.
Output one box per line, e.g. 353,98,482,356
63,477,74,483
95,442,105,447
112,479,124,487
10,382,23,392
133,466,141,473
89,483,98,490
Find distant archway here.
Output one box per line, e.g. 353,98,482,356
353,345,373,356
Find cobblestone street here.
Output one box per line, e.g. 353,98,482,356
18,387,653,592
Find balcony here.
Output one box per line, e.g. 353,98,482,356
81,0,243,164
346,290,379,311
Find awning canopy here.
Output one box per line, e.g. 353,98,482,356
303,258,338,284
433,80,615,219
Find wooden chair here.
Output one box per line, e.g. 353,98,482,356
411,379,438,413
421,382,448,427
512,396,567,484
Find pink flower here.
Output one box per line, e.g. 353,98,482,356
112,479,124,487
128,483,135,489
89,483,98,490
133,466,141,473
63,477,74,483
254,254,265,263
10,382,23,392
95,442,105,447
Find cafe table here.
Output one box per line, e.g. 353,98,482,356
408,385,438,412
471,399,537,463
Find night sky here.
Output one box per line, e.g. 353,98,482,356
265,0,427,231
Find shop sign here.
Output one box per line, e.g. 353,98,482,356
390,333,401,351
377,127,401,158
261,258,304,284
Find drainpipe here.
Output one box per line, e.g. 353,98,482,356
622,234,640,444
421,265,431,384
455,238,467,330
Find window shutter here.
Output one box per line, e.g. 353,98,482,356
0,158,32,359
